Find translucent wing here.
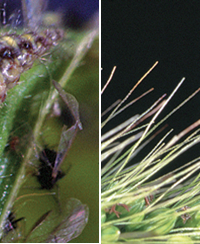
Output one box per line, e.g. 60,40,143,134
52,125,77,179
45,198,89,243
21,0,48,29
52,80,82,130
52,80,82,179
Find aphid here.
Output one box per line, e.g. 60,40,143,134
3,212,24,235
37,147,65,189
144,195,154,206
180,206,191,224
105,203,130,218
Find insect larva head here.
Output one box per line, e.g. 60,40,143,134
18,39,33,52
37,148,65,190
19,34,36,51
0,45,18,60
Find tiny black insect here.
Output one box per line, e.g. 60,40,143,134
3,212,24,235
37,148,65,190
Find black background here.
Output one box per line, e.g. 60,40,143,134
102,1,200,170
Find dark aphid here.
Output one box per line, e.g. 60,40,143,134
37,148,65,190
3,212,24,235
9,136,20,151
180,206,191,224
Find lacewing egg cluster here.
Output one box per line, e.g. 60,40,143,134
37,148,65,190
0,28,63,102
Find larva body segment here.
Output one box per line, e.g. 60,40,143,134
0,28,63,102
